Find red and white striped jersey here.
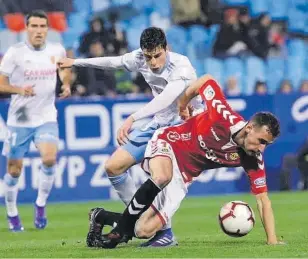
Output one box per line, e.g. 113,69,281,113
156,78,268,195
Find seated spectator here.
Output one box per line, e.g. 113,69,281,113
299,80,308,94
171,0,208,28
280,137,308,191
225,76,241,96
254,80,268,95
105,12,128,56
78,40,117,96
278,80,293,94
78,17,109,56
213,9,247,57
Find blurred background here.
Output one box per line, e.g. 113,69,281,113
0,0,307,203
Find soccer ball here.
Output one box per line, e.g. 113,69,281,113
218,200,255,237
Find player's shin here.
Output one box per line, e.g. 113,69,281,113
4,173,20,217
36,164,55,207
116,178,162,237
108,172,137,205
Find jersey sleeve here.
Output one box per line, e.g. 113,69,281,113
0,47,16,76
198,78,242,126
240,151,268,195
121,49,143,72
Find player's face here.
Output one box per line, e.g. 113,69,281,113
27,17,48,48
142,47,167,73
243,124,274,156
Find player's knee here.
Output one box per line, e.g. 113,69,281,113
152,170,172,189
7,160,23,177
42,154,57,167
105,158,125,177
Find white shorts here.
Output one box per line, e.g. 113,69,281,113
142,138,190,225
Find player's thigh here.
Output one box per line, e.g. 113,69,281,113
2,126,33,161
34,122,59,166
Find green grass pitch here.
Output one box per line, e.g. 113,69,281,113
0,191,307,258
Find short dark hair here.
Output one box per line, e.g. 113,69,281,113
251,112,280,138
26,10,48,26
140,27,167,51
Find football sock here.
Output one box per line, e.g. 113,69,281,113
108,172,137,206
4,173,19,217
95,210,122,226
117,178,161,236
36,164,55,207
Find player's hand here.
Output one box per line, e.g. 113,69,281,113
19,85,35,97
179,105,194,121
57,58,74,68
117,116,134,146
59,85,71,99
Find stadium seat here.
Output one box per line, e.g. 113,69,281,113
288,9,306,34
290,0,308,11
190,58,205,77
266,58,285,93
68,13,88,34
248,0,269,17
126,27,145,50
245,56,266,95
0,18,6,29
204,58,224,87
166,26,188,47
73,0,92,14
62,29,81,49
132,0,154,13
0,30,18,54
112,0,132,6
222,0,248,6
150,12,171,31
129,14,149,29
4,13,25,32
286,57,305,90
92,0,110,12
268,0,288,20
152,0,171,17
224,57,245,92
47,12,67,32
207,25,220,53
287,39,306,57
46,29,63,43
188,25,208,43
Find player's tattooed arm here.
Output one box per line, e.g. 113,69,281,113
58,67,72,99
0,74,34,96
178,74,214,112
255,192,284,245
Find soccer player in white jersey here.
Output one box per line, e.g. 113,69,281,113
0,10,71,232
58,27,202,247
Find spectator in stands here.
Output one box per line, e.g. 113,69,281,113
105,12,128,56
278,80,293,94
78,40,117,97
299,80,308,93
254,80,268,95
213,9,247,57
78,17,109,56
225,76,241,96
268,23,286,57
171,0,208,28
280,137,308,191
247,13,271,59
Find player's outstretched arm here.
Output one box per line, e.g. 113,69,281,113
255,192,284,245
178,74,214,112
58,67,72,99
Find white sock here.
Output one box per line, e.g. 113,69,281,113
108,172,137,205
36,164,55,207
4,173,19,217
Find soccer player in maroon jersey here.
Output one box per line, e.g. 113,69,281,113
93,74,284,248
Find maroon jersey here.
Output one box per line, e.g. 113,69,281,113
156,78,267,194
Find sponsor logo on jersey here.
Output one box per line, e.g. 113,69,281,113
210,127,220,141
167,131,180,142
203,85,215,100
181,133,191,141
254,177,266,187
229,152,239,160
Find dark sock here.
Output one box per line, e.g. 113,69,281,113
95,210,122,226
117,179,161,236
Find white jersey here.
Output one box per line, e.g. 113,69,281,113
122,49,198,124
0,41,66,127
